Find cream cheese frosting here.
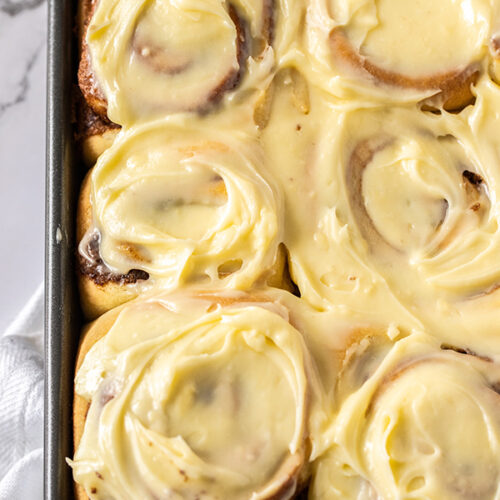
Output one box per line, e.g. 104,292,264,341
68,291,327,499
85,0,500,115
81,117,282,293
309,332,500,500
74,0,500,497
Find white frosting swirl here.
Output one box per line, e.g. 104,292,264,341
280,94,500,353
68,292,323,499
86,118,282,292
310,333,500,500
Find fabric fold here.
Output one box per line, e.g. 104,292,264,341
0,284,44,500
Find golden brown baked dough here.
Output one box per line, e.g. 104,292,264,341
490,36,500,83
77,171,294,319
74,0,121,165
76,171,147,319
73,307,119,500
73,89,120,168
71,0,500,497
77,0,108,119
303,0,500,111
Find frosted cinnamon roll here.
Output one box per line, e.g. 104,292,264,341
306,0,500,110
288,103,500,352
342,106,500,349
68,290,324,500
78,0,298,125
77,119,284,319
309,332,500,499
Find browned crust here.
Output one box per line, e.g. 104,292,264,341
491,36,500,56
77,170,148,320
77,0,108,119
80,129,120,169
261,242,295,294
78,232,150,287
74,87,120,168
261,0,276,46
77,167,291,319
333,327,396,405
330,28,480,112
439,343,493,363
365,347,500,420
73,295,308,499
74,92,119,141
345,135,486,256
76,0,119,166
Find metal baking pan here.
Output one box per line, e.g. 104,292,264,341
45,0,82,497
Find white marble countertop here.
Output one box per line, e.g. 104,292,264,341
0,0,46,333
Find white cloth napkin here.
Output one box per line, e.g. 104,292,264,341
0,284,44,499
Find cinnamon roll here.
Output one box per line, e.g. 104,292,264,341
68,290,324,500
306,0,500,110
287,101,500,353
78,0,299,126
77,119,284,319
309,332,500,499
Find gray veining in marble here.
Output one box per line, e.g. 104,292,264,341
0,0,45,17
0,42,43,117
0,0,46,332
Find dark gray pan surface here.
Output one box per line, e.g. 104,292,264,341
45,0,82,497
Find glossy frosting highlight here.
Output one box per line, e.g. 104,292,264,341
74,0,500,497
275,83,500,353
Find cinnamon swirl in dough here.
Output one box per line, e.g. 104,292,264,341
310,332,500,500
68,290,326,500
77,118,285,318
